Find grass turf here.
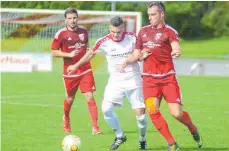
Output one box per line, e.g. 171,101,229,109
1,60,229,151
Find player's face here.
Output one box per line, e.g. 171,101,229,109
109,24,124,41
148,6,164,27
65,13,78,29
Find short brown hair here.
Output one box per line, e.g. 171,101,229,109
110,16,124,27
64,8,78,18
148,1,165,12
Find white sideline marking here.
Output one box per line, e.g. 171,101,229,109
1,101,62,108
1,94,64,99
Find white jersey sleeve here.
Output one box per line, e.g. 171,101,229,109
92,36,110,54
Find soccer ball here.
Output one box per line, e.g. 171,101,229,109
61,135,81,151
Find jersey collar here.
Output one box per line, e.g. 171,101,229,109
109,32,125,42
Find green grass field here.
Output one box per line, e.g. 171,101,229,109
1,60,229,151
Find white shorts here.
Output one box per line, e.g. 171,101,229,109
103,84,145,109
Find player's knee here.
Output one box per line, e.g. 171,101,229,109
83,92,94,101
136,114,147,123
136,114,147,129
135,108,146,116
101,101,113,117
171,110,183,119
66,96,74,103
145,97,158,114
169,103,183,119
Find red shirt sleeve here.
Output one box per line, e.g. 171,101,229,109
135,29,143,51
51,32,62,50
168,29,179,43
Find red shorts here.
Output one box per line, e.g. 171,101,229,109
63,71,96,96
143,74,182,104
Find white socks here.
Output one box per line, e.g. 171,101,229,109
136,114,147,141
102,101,123,138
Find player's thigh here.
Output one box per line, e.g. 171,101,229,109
143,86,162,102
162,76,182,104
79,71,96,93
143,86,162,113
168,103,183,118
126,87,145,110
63,77,81,97
103,84,125,107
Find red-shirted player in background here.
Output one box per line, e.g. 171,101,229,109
120,2,203,151
51,8,102,134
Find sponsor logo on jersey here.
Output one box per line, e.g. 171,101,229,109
68,43,85,49
143,41,161,48
79,34,85,41
110,51,132,57
110,48,116,51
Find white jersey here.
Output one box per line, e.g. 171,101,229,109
93,32,142,89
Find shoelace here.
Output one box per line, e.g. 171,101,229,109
115,139,123,145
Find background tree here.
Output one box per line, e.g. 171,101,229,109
1,1,229,38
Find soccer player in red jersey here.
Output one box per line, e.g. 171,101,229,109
120,2,203,151
51,8,102,134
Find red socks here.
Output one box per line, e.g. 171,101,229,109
64,99,73,117
64,99,99,128
87,101,99,128
149,112,176,145
177,111,197,134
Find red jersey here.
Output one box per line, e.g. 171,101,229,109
136,24,179,77
51,25,92,78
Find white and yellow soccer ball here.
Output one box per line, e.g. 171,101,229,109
61,135,81,151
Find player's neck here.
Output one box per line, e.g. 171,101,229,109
67,25,78,31
152,21,165,29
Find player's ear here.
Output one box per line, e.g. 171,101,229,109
161,11,165,18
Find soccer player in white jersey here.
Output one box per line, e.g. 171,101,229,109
67,16,148,150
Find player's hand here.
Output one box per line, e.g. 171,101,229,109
68,49,79,58
86,48,92,52
171,51,181,59
141,48,152,59
67,65,77,75
119,60,127,73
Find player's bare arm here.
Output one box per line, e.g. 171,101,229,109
171,41,182,59
119,49,151,72
119,50,140,72
67,48,95,74
52,49,79,58
139,48,152,61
